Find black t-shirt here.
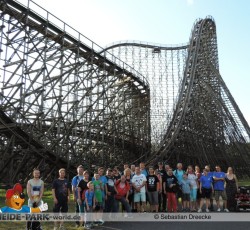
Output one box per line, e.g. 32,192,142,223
52,178,70,201
78,179,89,198
114,174,121,183
163,174,178,193
146,175,159,192
106,176,116,194
158,169,167,178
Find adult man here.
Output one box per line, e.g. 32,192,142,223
71,165,84,227
213,165,229,212
130,165,136,177
157,162,167,212
205,165,214,210
26,168,44,230
132,166,147,212
52,168,71,230
140,162,148,177
105,169,117,213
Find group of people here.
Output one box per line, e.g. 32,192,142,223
25,162,239,230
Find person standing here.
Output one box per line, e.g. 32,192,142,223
213,165,229,212
130,164,136,177
77,170,90,227
163,168,178,212
132,166,147,212
187,165,198,211
26,168,44,230
179,174,192,212
195,165,202,209
114,175,132,217
198,169,214,212
52,168,71,230
174,163,185,211
84,182,96,230
105,169,117,214
71,165,84,228
157,162,167,212
146,166,159,212
93,173,105,225
225,167,239,211
140,162,148,177
204,165,214,210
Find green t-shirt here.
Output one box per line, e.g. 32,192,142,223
93,180,102,202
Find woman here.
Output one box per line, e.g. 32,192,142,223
163,168,178,212
187,165,198,211
195,165,202,208
124,168,134,213
225,167,239,211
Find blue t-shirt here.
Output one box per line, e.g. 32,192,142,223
85,190,95,206
213,172,226,190
72,175,84,198
0,206,31,213
200,175,213,189
173,169,185,183
207,172,214,177
179,179,191,194
141,169,148,177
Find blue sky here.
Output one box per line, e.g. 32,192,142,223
24,0,250,125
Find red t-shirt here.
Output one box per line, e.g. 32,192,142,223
115,180,130,197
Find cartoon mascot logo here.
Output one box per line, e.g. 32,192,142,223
0,183,48,213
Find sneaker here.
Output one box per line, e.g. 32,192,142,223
98,219,104,225
197,208,202,213
206,209,210,212
224,208,229,212
217,208,221,212
84,224,91,230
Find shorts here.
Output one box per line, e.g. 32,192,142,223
182,193,190,201
94,202,104,211
214,190,227,201
134,192,146,203
201,188,212,199
147,191,158,205
53,200,68,213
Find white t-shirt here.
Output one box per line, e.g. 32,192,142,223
131,173,147,193
187,174,198,189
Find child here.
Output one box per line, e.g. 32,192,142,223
198,169,214,212
179,174,192,212
85,181,95,229
93,173,104,225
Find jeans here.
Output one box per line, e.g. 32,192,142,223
114,197,132,214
